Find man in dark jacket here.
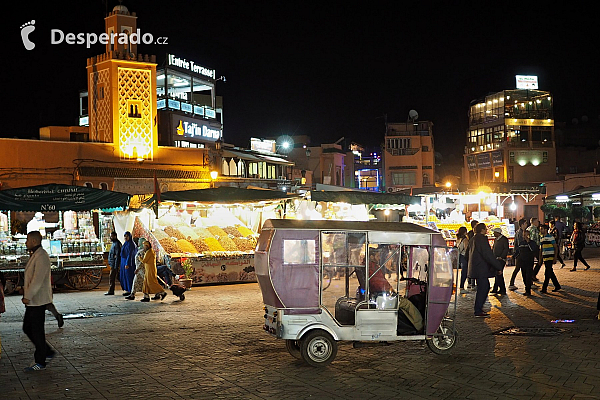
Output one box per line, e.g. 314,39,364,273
516,230,538,296
468,223,505,317
105,232,122,295
509,218,528,290
491,227,509,295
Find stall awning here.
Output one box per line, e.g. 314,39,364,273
545,186,600,204
0,184,131,212
310,190,420,206
160,186,297,204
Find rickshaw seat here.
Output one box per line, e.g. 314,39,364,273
335,297,358,325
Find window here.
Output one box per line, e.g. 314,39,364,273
391,171,416,186
283,239,316,265
423,173,430,186
84,182,93,188
542,151,548,163
99,182,108,190
422,146,429,152
509,152,515,164
432,247,453,288
321,232,366,266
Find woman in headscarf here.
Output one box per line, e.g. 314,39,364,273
125,237,147,300
140,240,167,302
119,231,137,296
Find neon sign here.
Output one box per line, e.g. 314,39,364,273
168,54,216,79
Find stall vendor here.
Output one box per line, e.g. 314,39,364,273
26,212,57,237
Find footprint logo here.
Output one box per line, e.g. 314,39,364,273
20,20,36,50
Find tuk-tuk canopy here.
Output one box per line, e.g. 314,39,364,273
0,183,131,212
262,219,445,246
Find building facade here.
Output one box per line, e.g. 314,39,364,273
383,121,435,191
463,88,556,185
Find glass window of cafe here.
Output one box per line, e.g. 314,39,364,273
157,69,214,106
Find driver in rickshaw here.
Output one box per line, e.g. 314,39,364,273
368,250,393,295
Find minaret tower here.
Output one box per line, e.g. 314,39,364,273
86,3,157,161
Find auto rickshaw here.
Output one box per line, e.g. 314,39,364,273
256,219,459,367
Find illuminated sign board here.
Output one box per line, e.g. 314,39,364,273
515,75,538,89
168,54,216,80
172,114,221,142
250,138,276,154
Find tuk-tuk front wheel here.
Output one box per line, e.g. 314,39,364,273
285,340,302,360
426,322,459,355
300,329,338,367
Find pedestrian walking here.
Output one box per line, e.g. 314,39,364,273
465,219,478,290
539,224,561,293
529,218,543,281
22,231,56,372
570,222,591,271
468,223,504,317
509,218,528,290
490,227,509,295
456,226,471,291
140,240,167,302
516,230,538,296
105,232,121,295
549,220,566,268
119,231,137,296
126,237,147,300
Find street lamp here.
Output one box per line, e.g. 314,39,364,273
210,170,218,188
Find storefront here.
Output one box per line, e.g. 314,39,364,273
0,184,130,294
129,187,296,285
157,54,223,149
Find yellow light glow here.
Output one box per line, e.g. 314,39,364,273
494,171,500,178
445,181,452,188
210,171,219,180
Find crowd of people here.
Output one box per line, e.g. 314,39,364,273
458,215,598,319
105,231,168,302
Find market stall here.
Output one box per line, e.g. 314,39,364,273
0,184,130,294
131,187,296,285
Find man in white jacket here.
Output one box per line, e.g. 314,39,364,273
22,230,56,372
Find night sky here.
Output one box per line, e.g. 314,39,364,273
5,1,599,171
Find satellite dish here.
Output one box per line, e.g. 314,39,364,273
408,109,419,122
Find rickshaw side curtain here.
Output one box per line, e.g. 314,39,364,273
0,184,131,212
270,230,319,310
310,190,420,206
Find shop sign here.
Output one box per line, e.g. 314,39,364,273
476,153,491,169
515,75,538,89
507,118,553,126
181,102,193,113
491,150,504,167
466,155,477,170
250,138,276,154
168,54,216,79
168,99,180,110
172,114,221,142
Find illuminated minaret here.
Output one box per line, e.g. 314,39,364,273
87,3,157,161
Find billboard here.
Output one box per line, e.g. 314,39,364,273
516,75,538,89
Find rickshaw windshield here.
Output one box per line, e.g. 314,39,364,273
431,247,453,288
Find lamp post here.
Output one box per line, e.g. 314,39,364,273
210,170,218,188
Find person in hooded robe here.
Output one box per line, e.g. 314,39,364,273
119,231,137,296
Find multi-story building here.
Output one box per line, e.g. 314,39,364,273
346,143,382,191
383,120,435,191
463,83,556,185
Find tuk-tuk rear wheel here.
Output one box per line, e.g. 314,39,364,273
300,329,337,367
426,324,459,355
285,340,302,360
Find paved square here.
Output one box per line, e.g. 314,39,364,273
1,248,599,399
